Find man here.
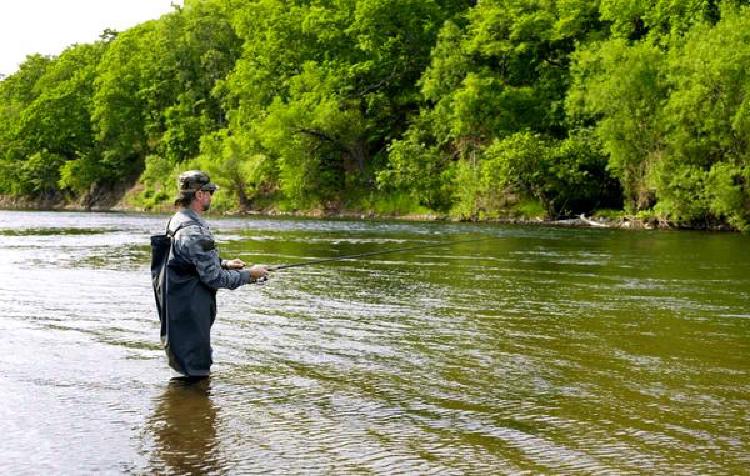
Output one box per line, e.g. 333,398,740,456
159,170,268,377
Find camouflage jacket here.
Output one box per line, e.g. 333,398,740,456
168,209,252,289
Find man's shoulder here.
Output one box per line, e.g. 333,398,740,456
176,225,217,258
171,212,212,251
170,210,209,234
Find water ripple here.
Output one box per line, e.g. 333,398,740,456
0,211,748,474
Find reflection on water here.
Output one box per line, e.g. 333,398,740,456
0,210,748,474
148,377,220,475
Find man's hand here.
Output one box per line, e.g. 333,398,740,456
249,264,269,282
223,258,245,270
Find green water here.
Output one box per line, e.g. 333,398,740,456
0,211,748,474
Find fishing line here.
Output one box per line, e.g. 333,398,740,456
265,236,497,272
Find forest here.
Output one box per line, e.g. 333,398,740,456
1,0,749,230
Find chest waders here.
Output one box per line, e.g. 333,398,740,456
151,219,215,376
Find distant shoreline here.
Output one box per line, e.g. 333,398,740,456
1,196,734,232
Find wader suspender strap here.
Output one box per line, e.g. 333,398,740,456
167,219,201,238
166,218,201,267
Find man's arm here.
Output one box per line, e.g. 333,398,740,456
178,226,253,290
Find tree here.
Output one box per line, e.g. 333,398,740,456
567,38,667,211
93,1,241,200
385,0,608,215
568,3,750,228
655,5,750,228
0,45,105,197
220,0,468,208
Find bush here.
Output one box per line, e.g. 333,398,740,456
451,131,621,219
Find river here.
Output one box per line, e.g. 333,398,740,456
0,210,748,474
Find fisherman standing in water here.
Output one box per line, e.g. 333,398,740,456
156,170,268,377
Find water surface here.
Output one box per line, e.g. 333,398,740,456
1,210,748,474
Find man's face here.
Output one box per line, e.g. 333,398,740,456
196,189,213,212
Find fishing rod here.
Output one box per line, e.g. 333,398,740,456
265,236,495,272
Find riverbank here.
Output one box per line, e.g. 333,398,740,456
0,194,679,231
0,197,689,230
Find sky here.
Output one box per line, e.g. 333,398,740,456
0,0,182,76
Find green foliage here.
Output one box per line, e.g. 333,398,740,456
0,54,53,105
378,115,454,211
387,0,614,219
222,0,464,209
0,45,103,196
570,3,750,226
706,163,749,230
129,154,176,210
599,0,723,39
365,191,430,216
58,155,107,195
452,131,620,219
0,0,748,230
546,131,623,214
512,199,548,219
194,130,276,210
650,163,710,224
567,38,667,211
478,133,549,215
15,151,66,197
420,0,602,144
